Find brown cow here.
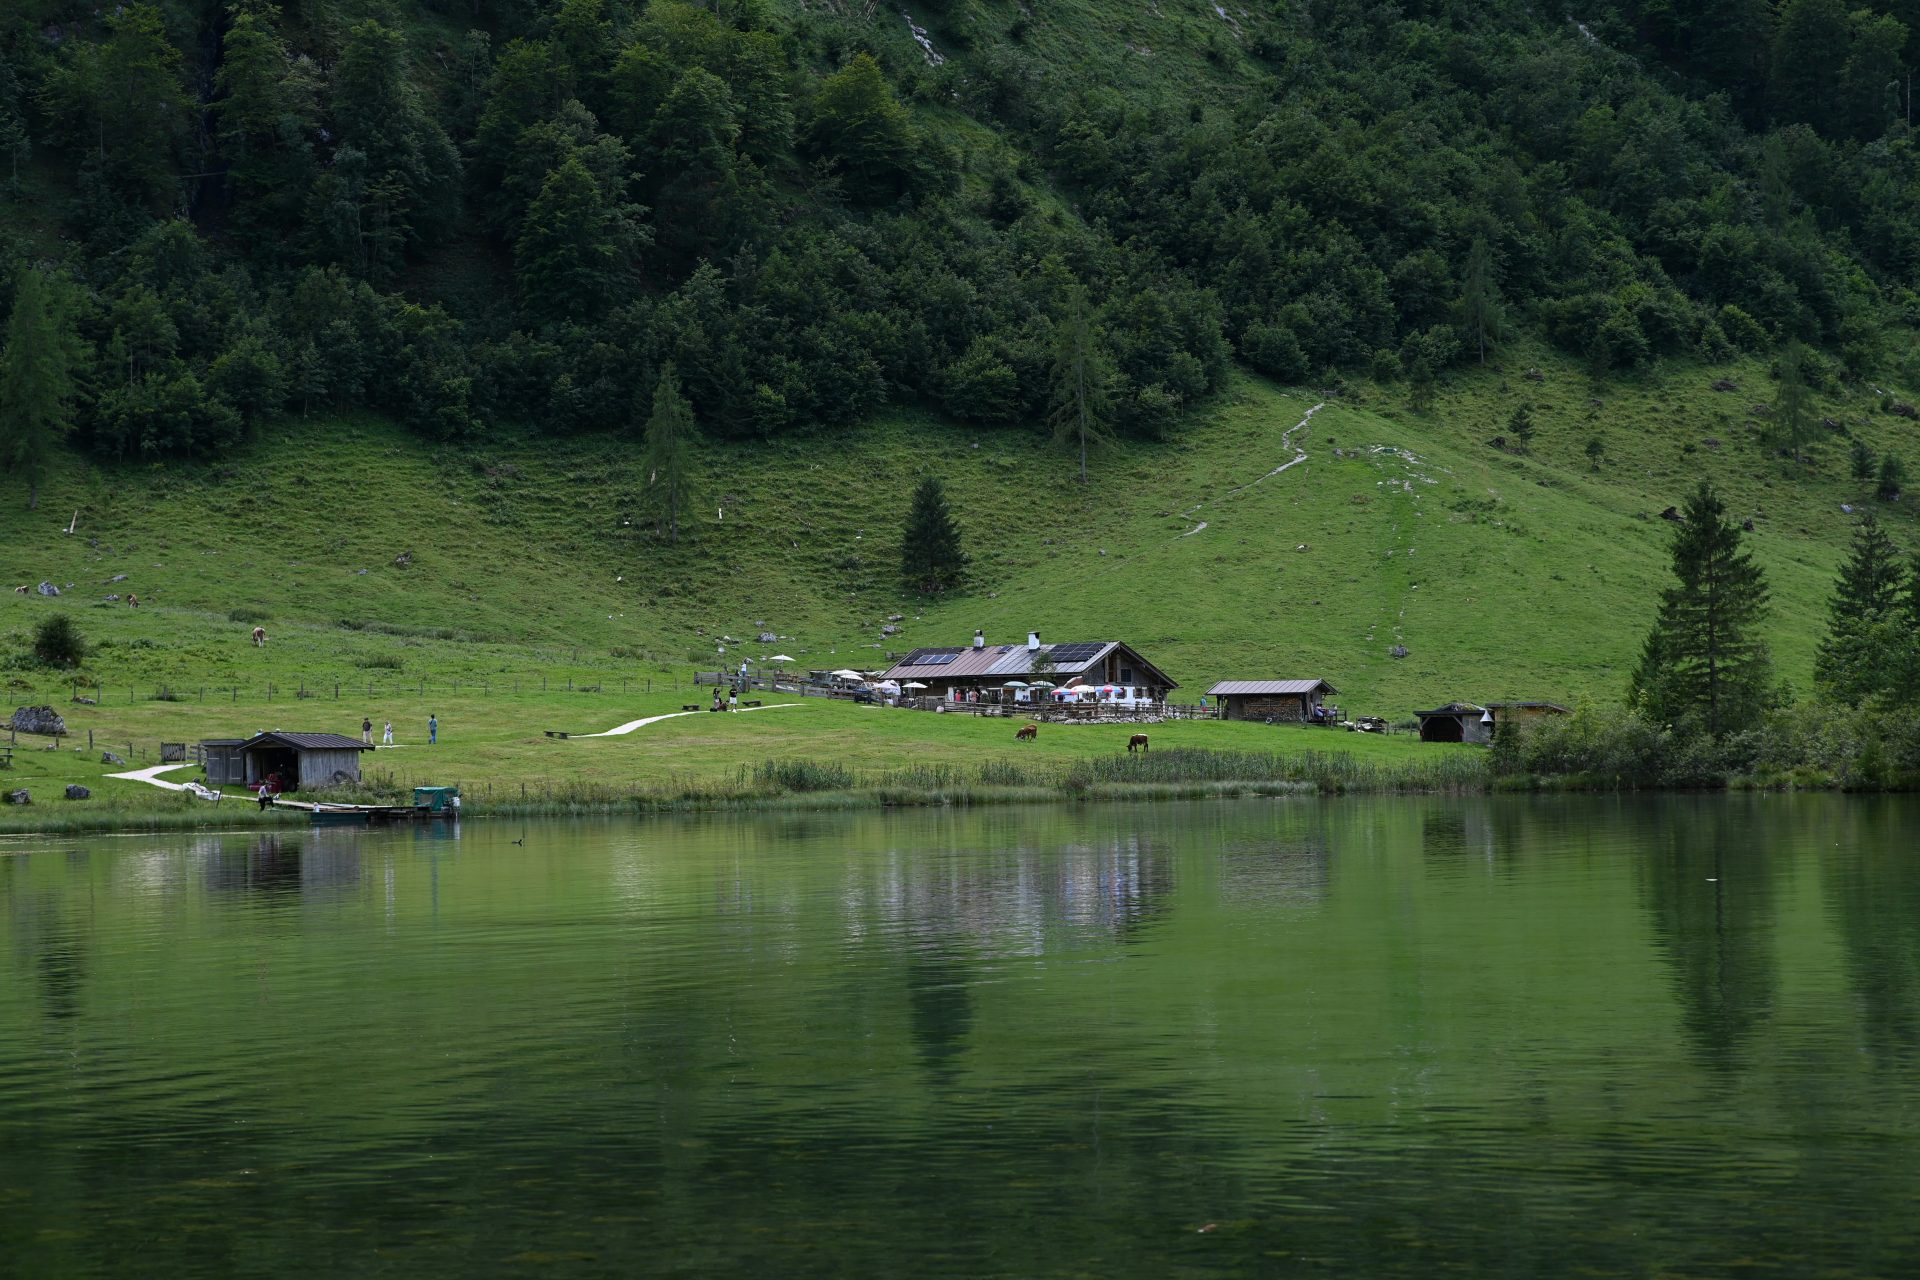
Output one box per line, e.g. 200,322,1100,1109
126,593,139,608
1127,733,1150,753
1015,723,1038,741
251,626,267,647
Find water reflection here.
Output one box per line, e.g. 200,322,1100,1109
1633,799,1782,1070
1,797,1918,1279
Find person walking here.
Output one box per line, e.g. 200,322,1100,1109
382,720,394,745
727,686,738,712
428,713,438,745
362,716,373,745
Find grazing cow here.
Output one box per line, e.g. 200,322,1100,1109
1127,733,1150,754
12,585,26,594
1015,723,1038,741
126,593,139,608
251,626,267,647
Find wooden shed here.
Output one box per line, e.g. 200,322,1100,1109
239,731,374,791
1207,679,1339,723
200,738,248,786
1416,703,1493,744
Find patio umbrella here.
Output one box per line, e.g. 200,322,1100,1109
1028,680,1055,689
1002,680,1029,688
902,681,929,689
875,680,900,692
768,654,795,664
831,669,864,680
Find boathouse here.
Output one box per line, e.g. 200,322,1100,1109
1206,679,1339,722
238,731,374,790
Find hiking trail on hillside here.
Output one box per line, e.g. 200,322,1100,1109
1179,401,1326,537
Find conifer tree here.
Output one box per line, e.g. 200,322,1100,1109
1815,512,1907,702
642,361,696,544
1851,437,1876,481
899,475,967,596
1459,235,1501,364
1878,451,1906,500
1775,339,1816,464
1508,403,1534,449
1628,481,1774,735
0,269,86,510
1048,284,1114,483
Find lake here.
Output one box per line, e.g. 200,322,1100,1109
3,796,1918,1276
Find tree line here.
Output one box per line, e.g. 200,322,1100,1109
8,1,1920,493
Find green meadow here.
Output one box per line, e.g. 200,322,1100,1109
3,348,1915,828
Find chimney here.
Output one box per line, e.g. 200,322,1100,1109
973,629,985,649
1027,631,1040,650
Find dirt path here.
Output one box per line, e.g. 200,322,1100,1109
107,762,199,791
579,702,803,738
1179,401,1325,536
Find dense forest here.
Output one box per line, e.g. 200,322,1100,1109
7,0,1920,479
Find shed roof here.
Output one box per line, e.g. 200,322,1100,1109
1415,703,1486,718
1487,701,1571,713
200,738,247,747
241,731,374,752
1207,679,1338,697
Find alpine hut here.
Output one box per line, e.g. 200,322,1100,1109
1206,679,1339,722
238,731,374,790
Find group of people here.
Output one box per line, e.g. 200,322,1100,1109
711,687,738,712
359,715,438,744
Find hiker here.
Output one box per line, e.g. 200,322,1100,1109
727,686,738,712
382,720,393,745
362,717,373,745
428,713,438,745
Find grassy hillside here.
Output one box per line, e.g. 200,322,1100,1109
6,349,1913,723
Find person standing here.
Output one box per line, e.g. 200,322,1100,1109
727,686,738,712
362,716,373,745
428,713,438,745
382,720,394,745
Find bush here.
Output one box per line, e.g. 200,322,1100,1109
32,616,87,668
227,607,270,624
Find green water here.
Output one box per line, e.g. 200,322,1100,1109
3,796,1918,1277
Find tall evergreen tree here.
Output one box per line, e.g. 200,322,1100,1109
642,362,696,544
1775,339,1817,465
41,3,193,212
1459,235,1501,365
0,269,86,510
1628,482,1774,735
214,1,319,249
1815,513,1908,701
1048,284,1114,483
517,154,624,323
899,475,967,596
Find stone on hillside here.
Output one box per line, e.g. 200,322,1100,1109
757,632,777,644
887,613,904,622
1711,378,1738,392
392,550,413,567
1660,506,1684,522
36,581,59,596
1823,417,1843,432
71,696,96,706
10,706,67,736
1890,402,1919,419
106,574,127,583
881,624,902,636
1842,503,1855,514
101,751,126,765
5,789,29,805
104,594,119,602
1389,645,1410,659
64,785,90,800
1742,518,1756,532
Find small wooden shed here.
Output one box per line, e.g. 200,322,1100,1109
1416,703,1493,744
200,738,248,786
1207,679,1339,722
239,731,373,790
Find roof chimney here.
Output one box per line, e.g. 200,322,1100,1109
1028,630,1040,650
973,629,985,649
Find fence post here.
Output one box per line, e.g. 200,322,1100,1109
334,682,339,700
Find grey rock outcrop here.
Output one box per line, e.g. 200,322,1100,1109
64,785,90,800
10,706,67,736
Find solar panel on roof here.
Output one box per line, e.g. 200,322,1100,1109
909,651,959,666
1046,643,1104,664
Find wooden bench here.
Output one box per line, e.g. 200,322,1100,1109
543,730,571,739
682,704,701,711
743,700,763,708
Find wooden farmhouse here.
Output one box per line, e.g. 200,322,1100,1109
878,631,1177,704
1206,679,1339,722
1415,701,1568,743
225,731,374,789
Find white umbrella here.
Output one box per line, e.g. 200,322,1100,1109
875,680,901,692
768,654,795,664
902,681,929,689
831,669,864,680
1002,680,1029,688
1029,680,1056,689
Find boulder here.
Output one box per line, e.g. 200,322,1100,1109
1711,377,1739,392
103,594,119,602
757,631,777,644
1742,518,1756,532
1891,402,1919,420
101,751,126,765
106,574,127,583
10,706,67,736
881,624,902,636
64,785,90,801
392,550,413,567
36,581,59,596
1389,645,1410,659
1660,506,1684,522
70,696,96,706
4,789,28,805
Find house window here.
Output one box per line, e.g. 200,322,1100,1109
1120,667,1134,684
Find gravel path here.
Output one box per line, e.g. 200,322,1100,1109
580,702,803,738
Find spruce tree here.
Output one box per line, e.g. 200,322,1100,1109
1628,481,1774,735
1815,512,1906,702
899,475,967,596
1508,403,1534,449
1878,451,1906,500
1851,437,1877,481
1459,235,1501,365
0,269,86,510
1048,284,1114,483
642,362,696,544
1775,339,1816,465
